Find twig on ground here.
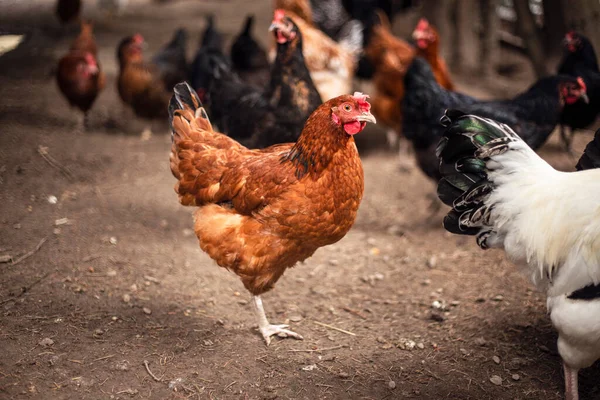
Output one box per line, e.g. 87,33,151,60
143,360,162,382
287,345,348,353
342,307,367,320
0,271,52,305
37,146,74,181
313,321,356,336
12,237,47,266
92,354,115,362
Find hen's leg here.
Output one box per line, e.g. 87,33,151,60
563,363,579,400
252,295,303,346
397,137,414,172
560,125,575,153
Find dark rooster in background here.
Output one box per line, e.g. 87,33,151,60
190,14,227,101
200,10,322,149
56,22,104,129
169,82,375,344
152,28,189,91
230,15,270,88
557,31,600,153
436,111,600,400
402,58,589,182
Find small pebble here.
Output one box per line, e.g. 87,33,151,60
381,343,393,349
94,329,104,336
107,270,117,277
39,338,54,347
289,314,302,322
492,355,500,364
474,337,487,346
47,195,58,204
142,307,152,315
376,336,387,344
490,375,502,386
122,294,131,303
338,372,349,379
417,342,425,350
459,348,468,355
426,256,437,268
182,228,194,237
422,279,431,286
492,295,504,302
109,237,117,245
450,300,460,306
329,259,339,266
431,300,442,309
511,374,520,381
388,380,396,389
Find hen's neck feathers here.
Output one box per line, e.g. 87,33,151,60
282,111,352,178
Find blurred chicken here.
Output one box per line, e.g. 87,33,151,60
169,82,375,344
436,111,600,400
56,0,81,26
56,22,104,129
202,10,322,148
403,57,589,182
412,18,453,90
70,20,97,56
557,31,600,153
152,28,189,91
271,10,362,101
190,15,227,100
230,15,270,87
116,34,170,123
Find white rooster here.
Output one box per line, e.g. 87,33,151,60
436,110,600,400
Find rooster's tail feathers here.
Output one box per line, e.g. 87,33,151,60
436,110,524,242
169,82,212,139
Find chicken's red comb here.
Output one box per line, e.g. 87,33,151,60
353,92,371,112
273,9,285,23
415,18,429,31
133,33,144,43
84,53,97,67
577,77,587,92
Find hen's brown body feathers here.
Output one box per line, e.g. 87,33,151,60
170,88,364,295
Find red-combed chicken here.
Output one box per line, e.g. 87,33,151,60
437,111,600,400
412,18,454,91
116,34,170,123
56,23,105,129
270,7,362,101
169,82,375,344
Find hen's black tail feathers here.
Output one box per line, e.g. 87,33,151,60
576,128,600,170
169,82,209,134
436,110,520,246
241,15,254,36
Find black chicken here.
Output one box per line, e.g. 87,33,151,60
556,32,600,153
230,15,270,88
152,28,189,91
403,57,589,181
203,10,322,149
190,15,227,102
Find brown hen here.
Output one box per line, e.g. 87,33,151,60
169,82,375,345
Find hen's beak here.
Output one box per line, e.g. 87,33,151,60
356,112,376,124
581,93,590,104
88,65,99,74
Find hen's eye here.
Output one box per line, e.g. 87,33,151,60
343,104,352,112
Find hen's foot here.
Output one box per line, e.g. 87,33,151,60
259,324,304,346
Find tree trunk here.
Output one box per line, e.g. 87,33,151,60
542,0,566,58
514,0,548,77
477,0,499,76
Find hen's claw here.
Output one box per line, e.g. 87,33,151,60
260,324,304,346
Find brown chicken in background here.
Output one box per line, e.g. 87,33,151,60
412,18,454,90
169,82,375,345
270,6,362,101
56,0,81,26
70,21,98,56
116,34,171,128
56,22,105,129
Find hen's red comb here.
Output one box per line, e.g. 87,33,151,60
577,77,587,92
353,92,371,112
84,53,97,67
273,9,285,23
133,33,144,43
415,18,429,31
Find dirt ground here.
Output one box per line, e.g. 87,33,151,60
1,1,599,399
